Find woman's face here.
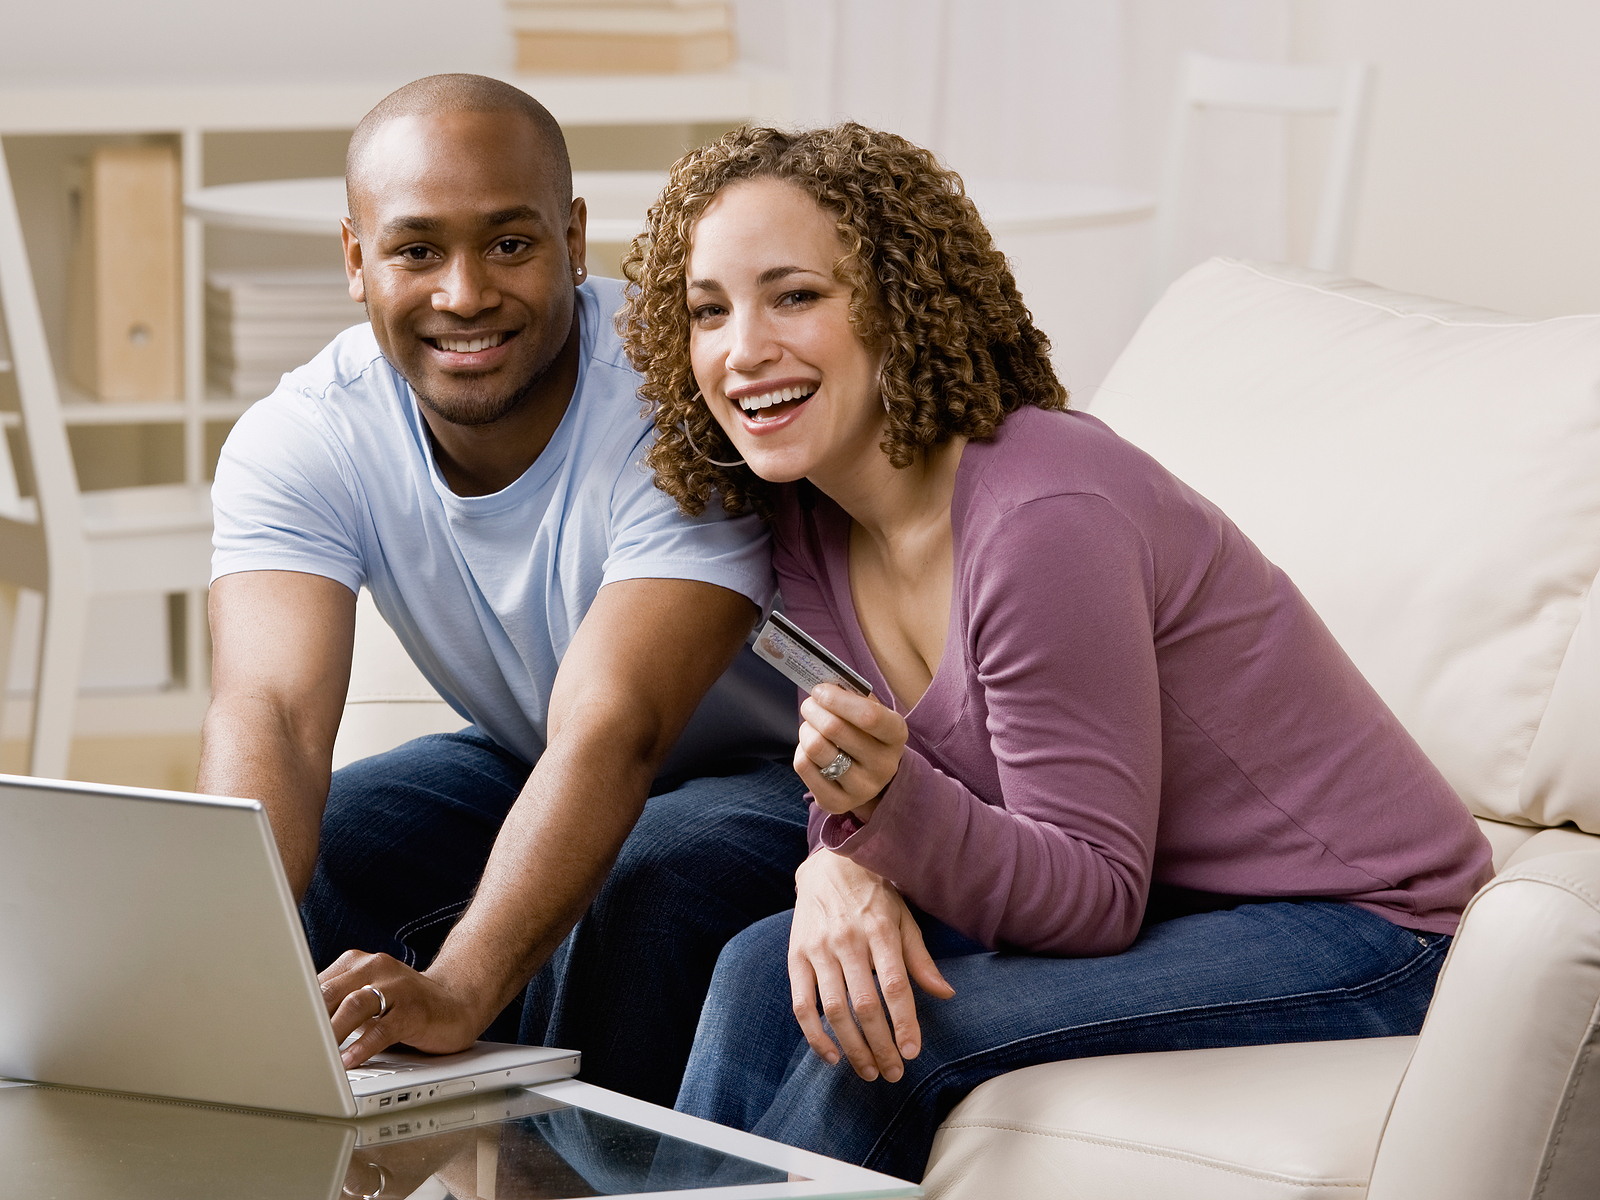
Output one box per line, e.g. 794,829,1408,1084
685,177,884,487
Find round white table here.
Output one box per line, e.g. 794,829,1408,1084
186,173,1153,241
185,172,670,243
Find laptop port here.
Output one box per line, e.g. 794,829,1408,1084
397,1092,410,1102
378,1097,391,1107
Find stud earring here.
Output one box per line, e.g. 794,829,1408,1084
683,393,746,467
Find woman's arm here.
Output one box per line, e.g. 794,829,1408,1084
802,492,1166,956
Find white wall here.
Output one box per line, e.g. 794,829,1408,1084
1291,0,1600,318
0,0,512,84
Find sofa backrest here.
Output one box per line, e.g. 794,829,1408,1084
1090,259,1600,837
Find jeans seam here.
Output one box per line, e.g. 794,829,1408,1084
863,935,1448,1172
394,901,471,967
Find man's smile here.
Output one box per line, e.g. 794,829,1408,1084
422,329,520,368
428,332,511,353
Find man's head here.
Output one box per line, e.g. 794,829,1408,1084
342,75,586,430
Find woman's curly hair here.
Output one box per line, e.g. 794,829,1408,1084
617,122,1068,518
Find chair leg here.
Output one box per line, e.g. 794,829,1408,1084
28,579,86,779
0,582,17,750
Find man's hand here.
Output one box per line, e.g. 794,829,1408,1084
789,850,954,1083
319,951,487,1064
337,577,758,1066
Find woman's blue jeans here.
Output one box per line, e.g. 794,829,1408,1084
676,899,1451,1182
299,727,811,1109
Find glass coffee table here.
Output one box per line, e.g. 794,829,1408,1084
0,1077,920,1198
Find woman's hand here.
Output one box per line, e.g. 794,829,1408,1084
789,850,954,1082
794,683,907,820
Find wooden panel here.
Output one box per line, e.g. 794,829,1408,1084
66,144,181,401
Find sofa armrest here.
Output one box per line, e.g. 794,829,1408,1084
1367,848,1600,1199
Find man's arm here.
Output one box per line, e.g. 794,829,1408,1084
198,571,357,899
320,575,757,1065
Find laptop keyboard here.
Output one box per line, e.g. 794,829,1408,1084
347,1062,423,1081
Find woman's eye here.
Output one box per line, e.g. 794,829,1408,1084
778,290,817,307
690,305,726,323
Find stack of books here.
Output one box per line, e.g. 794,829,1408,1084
206,269,364,400
505,1,735,74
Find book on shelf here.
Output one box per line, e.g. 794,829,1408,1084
65,144,182,402
505,1,735,74
206,269,363,401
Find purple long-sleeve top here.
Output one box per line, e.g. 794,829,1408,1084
777,406,1491,956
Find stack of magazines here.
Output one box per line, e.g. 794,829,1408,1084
504,1,735,74
206,269,364,400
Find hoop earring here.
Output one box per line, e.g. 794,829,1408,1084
682,393,746,467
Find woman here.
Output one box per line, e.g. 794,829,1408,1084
617,123,1491,1181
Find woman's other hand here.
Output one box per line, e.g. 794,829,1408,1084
795,683,907,820
789,850,954,1082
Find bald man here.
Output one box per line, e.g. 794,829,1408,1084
199,75,808,1107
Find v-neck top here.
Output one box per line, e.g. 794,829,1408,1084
771,406,1491,955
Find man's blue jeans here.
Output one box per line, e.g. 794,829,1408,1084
300,727,811,1108
676,899,1452,1181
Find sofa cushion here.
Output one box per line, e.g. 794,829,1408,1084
1090,259,1600,832
923,1037,1416,1199
332,589,462,771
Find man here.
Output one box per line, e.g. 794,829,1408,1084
198,74,807,1107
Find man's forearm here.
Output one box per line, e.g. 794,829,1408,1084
423,715,662,1026
198,693,332,899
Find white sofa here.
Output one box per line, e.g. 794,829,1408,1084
921,259,1600,1199
335,259,1600,1199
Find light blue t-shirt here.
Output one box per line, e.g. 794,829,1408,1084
211,277,795,773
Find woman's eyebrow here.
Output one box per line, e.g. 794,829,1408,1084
688,265,819,292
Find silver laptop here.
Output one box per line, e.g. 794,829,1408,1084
0,774,579,1118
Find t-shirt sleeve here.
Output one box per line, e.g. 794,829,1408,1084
818,491,1164,956
600,447,777,612
210,388,366,594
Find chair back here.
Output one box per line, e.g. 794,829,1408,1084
0,138,92,772
1151,54,1374,297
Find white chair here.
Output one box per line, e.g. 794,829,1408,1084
1150,52,1374,297
0,139,214,779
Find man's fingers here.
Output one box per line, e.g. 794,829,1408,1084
339,1016,397,1068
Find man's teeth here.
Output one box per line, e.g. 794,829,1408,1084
739,385,817,413
435,333,507,353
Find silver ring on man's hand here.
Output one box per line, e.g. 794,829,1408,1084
819,750,853,782
361,983,391,1018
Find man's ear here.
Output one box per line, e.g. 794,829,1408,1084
566,196,588,283
341,217,365,303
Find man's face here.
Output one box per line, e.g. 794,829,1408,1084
342,110,585,428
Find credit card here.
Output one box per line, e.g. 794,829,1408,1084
753,611,873,697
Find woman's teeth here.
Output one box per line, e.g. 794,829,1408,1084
739,385,817,415
434,333,507,353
